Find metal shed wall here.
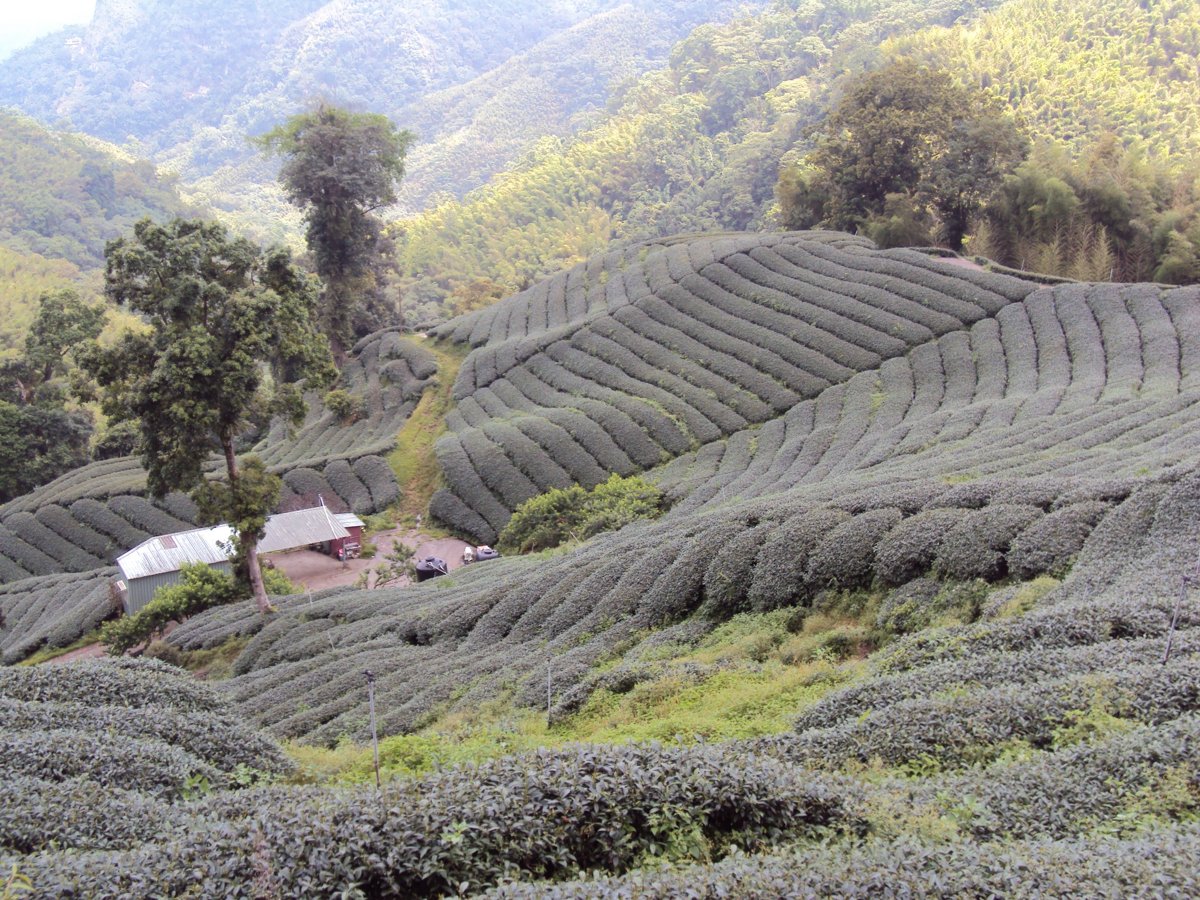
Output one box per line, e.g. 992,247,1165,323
124,560,235,615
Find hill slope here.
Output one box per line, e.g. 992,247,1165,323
5,230,1200,895
429,232,1037,541
0,0,758,241
0,110,193,271
160,233,1200,750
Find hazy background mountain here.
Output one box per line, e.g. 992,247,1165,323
0,0,761,241
0,109,194,356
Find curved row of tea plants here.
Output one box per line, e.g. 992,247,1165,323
0,569,117,664
430,233,1039,541
653,281,1200,515
0,659,292,860
8,738,854,898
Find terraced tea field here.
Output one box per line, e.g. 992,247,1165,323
430,232,1041,540
5,231,1200,896
154,234,1200,749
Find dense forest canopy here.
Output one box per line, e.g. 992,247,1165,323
0,111,192,270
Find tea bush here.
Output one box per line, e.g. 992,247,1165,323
498,475,664,554
12,742,855,898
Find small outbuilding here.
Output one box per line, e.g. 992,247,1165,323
115,505,353,614
115,524,237,615
331,513,365,558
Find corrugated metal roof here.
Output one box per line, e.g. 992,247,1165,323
117,506,350,580
258,506,349,553
117,524,236,581
334,513,365,530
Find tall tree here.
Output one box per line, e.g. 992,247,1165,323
778,61,1027,250
0,289,106,407
0,289,105,502
0,403,92,503
256,103,414,361
25,289,108,388
82,218,334,613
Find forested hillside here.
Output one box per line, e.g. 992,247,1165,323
895,0,1200,155
0,109,194,358
395,0,1200,321
0,0,757,241
0,248,90,359
0,111,192,271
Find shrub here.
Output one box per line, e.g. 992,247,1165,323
583,473,665,538
700,522,775,619
324,458,373,514
0,728,221,801
807,508,903,592
934,504,1043,581
91,419,142,461
498,475,664,554
875,578,988,634
107,494,192,536
262,565,297,597
746,507,851,612
352,455,402,509
488,825,1200,897
1,697,291,776
0,774,186,854
100,564,241,655
0,570,118,665
0,657,227,713
1007,501,1110,579
142,639,185,666
764,658,1200,772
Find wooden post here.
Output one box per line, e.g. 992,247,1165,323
1163,574,1192,665
365,670,381,790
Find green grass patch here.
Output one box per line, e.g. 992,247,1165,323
996,575,1061,618
388,338,467,520
280,607,871,784
566,661,849,744
177,635,250,681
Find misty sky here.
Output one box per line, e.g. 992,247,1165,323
0,1,96,61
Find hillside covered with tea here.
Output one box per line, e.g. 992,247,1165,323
3,0,1200,896
4,228,1200,894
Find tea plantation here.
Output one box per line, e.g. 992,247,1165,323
0,329,432,586
430,232,1044,541
4,232,1200,896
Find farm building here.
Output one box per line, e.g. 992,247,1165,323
115,506,352,614
331,513,365,558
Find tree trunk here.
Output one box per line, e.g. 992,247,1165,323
223,438,273,615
